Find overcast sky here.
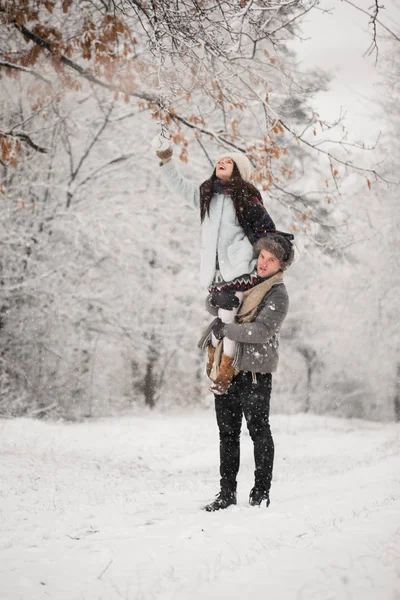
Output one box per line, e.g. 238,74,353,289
291,0,400,142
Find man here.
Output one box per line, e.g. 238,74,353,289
199,233,294,511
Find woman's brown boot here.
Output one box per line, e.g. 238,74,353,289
210,354,235,395
206,345,216,378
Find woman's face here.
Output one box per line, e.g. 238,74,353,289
257,249,281,278
216,157,234,180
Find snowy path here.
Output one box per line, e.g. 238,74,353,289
1,411,399,600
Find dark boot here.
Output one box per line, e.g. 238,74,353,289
249,487,270,507
203,488,237,512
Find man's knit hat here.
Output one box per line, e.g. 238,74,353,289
215,152,253,182
254,233,295,271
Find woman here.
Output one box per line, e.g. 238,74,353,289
199,233,294,511
156,144,277,393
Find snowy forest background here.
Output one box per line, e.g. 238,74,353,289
1,0,399,421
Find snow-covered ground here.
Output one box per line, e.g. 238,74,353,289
1,410,399,600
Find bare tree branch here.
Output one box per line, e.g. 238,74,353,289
342,0,400,61
0,60,53,84
0,130,48,153
77,151,137,191
11,19,154,103
278,119,397,185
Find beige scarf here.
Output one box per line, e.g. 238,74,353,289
236,272,283,324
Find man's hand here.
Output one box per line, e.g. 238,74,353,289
212,318,226,341
211,290,240,310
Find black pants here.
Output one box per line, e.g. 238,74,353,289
214,371,274,494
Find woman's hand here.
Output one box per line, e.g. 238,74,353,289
152,133,173,163
156,147,173,163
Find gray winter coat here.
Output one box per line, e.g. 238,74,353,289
198,280,289,374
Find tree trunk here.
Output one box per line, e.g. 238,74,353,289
298,345,317,413
394,363,400,422
143,353,157,408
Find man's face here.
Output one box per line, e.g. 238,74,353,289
257,249,281,278
216,157,234,180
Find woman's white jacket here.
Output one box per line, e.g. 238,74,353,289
160,160,256,288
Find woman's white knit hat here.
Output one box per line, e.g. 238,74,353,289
216,152,253,182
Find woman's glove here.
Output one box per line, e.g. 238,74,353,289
212,318,226,341
152,133,173,161
156,147,173,160
211,290,240,310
